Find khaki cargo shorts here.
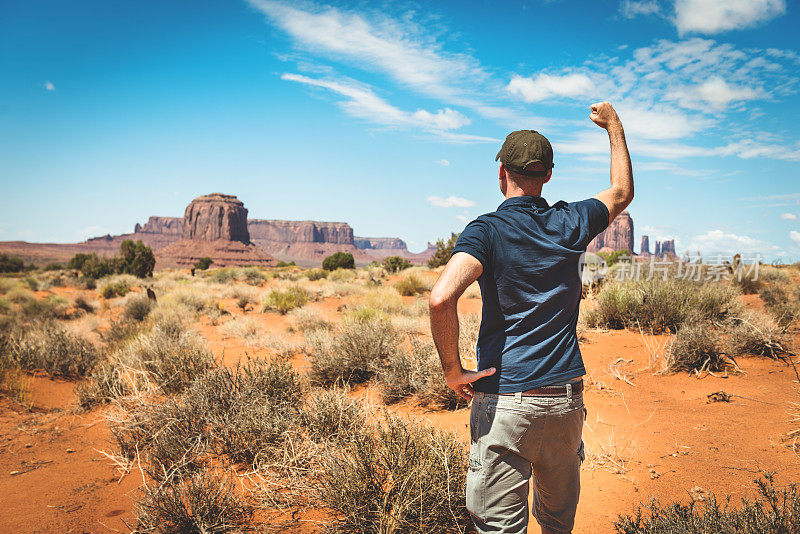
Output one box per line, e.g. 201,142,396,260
467,389,586,533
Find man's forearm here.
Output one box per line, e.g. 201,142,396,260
430,300,463,379
608,125,633,202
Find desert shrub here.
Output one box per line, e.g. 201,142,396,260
665,323,726,373
22,275,39,291
357,287,404,315
0,254,26,273
43,263,63,271
8,320,99,377
614,475,800,534
759,284,800,328
17,294,70,320
124,293,154,322
118,240,156,278
135,471,254,534
319,411,471,534
323,252,355,271
394,274,426,296
80,254,115,279
67,253,92,271
160,286,219,316
220,316,262,345
427,233,459,269
239,267,267,285
6,287,34,305
261,286,308,314
383,256,412,273
597,250,631,267
0,328,31,404
100,280,130,299
115,321,215,394
326,268,355,283
307,314,399,386
101,318,143,350
205,268,237,284
301,388,368,443
0,297,11,315
76,361,133,409
73,295,95,313
194,257,213,270
275,260,296,268
306,268,328,281
288,307,333,333
585,278,740,333
722,312,793,360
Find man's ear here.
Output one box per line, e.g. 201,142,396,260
542,170,552,185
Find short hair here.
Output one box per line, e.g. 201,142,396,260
505,164,549,184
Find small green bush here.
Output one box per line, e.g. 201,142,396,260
306,268,329,281
275,260,296,268
322,252,355,271
394,274,426,296
193,257,213,270
117,240,156,278
0,254,26,273
81,254,115,279
43,263,64,271
383,256,412,273
100,280,130,299
597,250,631,267
261,286,309,314
427,233,459,268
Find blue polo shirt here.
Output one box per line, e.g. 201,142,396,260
453,196,609,394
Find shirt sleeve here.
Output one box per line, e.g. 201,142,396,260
571,198,610,246
452,217,492,267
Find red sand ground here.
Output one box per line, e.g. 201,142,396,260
1,285,799,533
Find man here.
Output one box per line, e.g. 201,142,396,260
429,102,633,534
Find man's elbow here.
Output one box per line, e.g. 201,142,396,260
429,290,454,313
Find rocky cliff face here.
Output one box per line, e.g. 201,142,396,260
135,217,182,235
654,239,676,257
640,235,651,256
587,211,634,254
354,237,407,250
182,193,250,243
248,220,353,245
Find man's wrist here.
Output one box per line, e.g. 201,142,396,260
606,123,625,138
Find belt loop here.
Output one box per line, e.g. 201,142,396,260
514,391,522,404
567,383,573,400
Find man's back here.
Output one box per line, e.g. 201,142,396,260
453,195,609,393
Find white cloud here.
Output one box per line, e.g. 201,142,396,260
281,73,473,135
437,159,450,166
791,231,800,247
427,195,475,208
44,81,55,91
686,229,779,255
781,213,797,220
507,73,594,103
670,76,761,110
620,0,661,19
455,214,470,223
674,0,787,35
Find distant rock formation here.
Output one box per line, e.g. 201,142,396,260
587,211,634,254
249,220,353,245
159,194,275,268
654,239,676,258
640,235,651,256
136,216,182,236
182,194,250,242
354,237,407,250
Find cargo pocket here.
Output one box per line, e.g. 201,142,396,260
465,444,486,522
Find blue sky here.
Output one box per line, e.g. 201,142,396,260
1,0,798,260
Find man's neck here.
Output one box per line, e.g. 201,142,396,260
504,187,544,200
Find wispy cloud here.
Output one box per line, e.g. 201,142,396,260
619,0,661,18
669,76,762,111
507,73,594,103
437,159,450,166
455,214,470,223
427,195,475,208
790,231,800,247
44,81,55,91
674,0,787,36
781,213,797,220
686,229,780,255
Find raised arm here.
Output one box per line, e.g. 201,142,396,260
429,252,495,400
590,102,634,224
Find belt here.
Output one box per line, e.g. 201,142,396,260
501,380,583,397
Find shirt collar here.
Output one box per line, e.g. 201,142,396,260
497,195,550,211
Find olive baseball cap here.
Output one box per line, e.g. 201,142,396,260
495,130,554,178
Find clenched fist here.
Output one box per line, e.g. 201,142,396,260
590,102,622,132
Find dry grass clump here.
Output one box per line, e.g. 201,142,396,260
328,268,357,282
585,278,740,333
301,387,368,443
260,286,309,315
203,267,268,286
124,292,154,322
665,323,728,374
160,286,220,316
135,471,255,534
7,320,99,378
319,411,471,534
614,474,800,534
305,268,328,281
722,312,793,360
394,273,427,296
307,313,399,386
288,307,333,333
357,286,405,315
220,316,263,345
